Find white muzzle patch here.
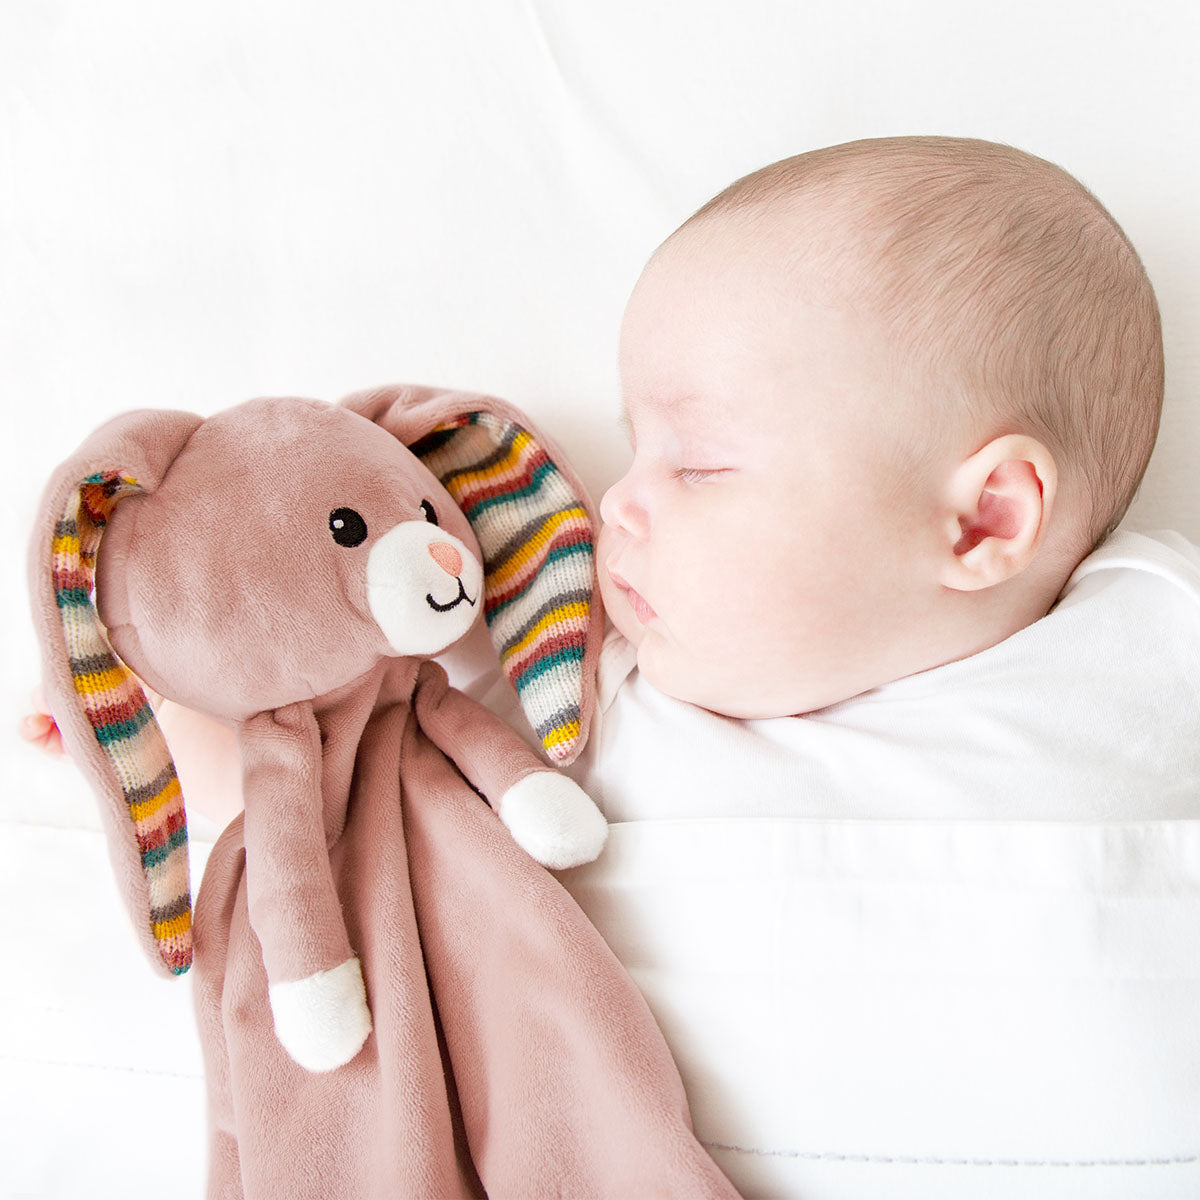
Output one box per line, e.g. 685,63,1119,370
366,522,484,655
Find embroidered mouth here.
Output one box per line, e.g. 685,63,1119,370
426,578,478,613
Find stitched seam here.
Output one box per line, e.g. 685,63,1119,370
704,1142,1200,1168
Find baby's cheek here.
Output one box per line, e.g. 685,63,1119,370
672,574,761,674
711,560,815,671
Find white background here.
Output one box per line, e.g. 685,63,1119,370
2,2,1197,1196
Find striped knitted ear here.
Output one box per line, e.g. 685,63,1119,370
413,414,595,764
53,472,192,975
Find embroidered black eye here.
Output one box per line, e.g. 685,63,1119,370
419,499,438,526
329,507,368,547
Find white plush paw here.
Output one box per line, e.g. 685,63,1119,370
268,957,372,1072
499,772,608,869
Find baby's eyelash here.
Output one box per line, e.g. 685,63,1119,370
672,467,725,483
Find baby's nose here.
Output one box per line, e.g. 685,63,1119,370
428,541,463,577
600,476,649,538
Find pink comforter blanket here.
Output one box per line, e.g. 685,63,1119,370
194,661,737,1199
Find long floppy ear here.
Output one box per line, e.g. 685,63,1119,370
27,408,204,977
342,384,604,765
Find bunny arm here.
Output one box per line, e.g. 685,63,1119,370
413,662,607,869
238,702,371,1073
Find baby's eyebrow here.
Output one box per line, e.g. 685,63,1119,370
617,392,688,434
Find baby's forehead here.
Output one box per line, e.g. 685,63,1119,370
644,190,903,326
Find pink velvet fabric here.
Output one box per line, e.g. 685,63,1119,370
28,390,738,1198
198,661,737,1198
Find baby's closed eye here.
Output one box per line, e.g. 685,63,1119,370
672,467,730,483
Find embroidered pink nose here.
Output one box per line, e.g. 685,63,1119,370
428,541,463,577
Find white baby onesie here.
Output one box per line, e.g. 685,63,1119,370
567,529,1200,822
560,529,1200,1200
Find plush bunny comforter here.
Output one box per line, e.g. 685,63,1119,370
28,384,737,1199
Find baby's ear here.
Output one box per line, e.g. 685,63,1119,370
341,385,605,764
939,434,1058,591
27,408,203,978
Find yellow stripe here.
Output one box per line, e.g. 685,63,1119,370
72,663,132,695
501,603,590,661
487,507,588,587
130,775,183,824
444,430,534,491
542,720,581,751
52,532,81,556
153,910,192,941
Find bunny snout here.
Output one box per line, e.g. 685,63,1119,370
366,521,484,656
427,541,463,577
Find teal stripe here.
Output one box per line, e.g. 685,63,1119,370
141,826,188,870
513,644,585,692
463,460,557,518
484,542,593,620
93,703,154,745
55,588,91,608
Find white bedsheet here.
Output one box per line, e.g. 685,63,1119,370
566,818,1200,1199
0,781,216,1199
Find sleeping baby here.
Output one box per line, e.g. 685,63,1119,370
555,135,1200,1198
23,136,1200,1198
581,133,1197,817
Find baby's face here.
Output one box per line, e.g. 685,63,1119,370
598,226,940,717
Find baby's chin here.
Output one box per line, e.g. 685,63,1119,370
632,641,754,716
634,640,854,719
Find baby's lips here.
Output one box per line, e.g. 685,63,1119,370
606,562,630,591
627,588,658,624
607,566,657,623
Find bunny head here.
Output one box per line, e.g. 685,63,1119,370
28,384,603,977
87,395,488,721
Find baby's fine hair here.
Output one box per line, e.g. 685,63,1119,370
682,136,1164,553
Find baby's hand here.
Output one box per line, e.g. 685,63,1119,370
18,680,245,826
18,685,65,757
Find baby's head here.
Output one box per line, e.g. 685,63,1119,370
598,136,1163,717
